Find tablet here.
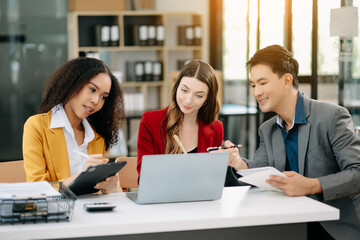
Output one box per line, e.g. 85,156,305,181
69,161,127,195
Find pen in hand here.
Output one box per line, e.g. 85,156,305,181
207,144,242,152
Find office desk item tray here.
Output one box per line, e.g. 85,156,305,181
0,182,76,225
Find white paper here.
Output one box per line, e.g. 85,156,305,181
330,7,358,37
237,167,286,191
0,181,61,199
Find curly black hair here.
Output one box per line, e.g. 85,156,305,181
38,57,125,150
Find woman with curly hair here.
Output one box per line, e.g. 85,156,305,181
23,57,125,193
137,60,240,186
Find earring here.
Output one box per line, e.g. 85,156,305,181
203,101,207,106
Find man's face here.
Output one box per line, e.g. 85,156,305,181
249,64,288,113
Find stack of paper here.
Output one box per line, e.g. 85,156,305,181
237,167,286,191
0,181,61,199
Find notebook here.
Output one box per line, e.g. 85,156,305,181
126,152,229,204
237,166,286,191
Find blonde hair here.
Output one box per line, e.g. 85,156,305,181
165,60,220,154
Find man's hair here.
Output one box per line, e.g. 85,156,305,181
246,45,299,88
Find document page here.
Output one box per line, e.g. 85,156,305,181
237,167,286,191
0,181,61,199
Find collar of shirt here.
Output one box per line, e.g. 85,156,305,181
50,104,95,175
276,92,306,130
50,104,95,146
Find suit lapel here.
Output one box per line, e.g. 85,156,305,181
88,132,105,155
272,128,286,171
298,94,311,175
45,127,71,180
298,124,310,175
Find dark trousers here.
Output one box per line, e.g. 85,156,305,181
307,222,334,240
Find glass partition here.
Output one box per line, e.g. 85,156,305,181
0,0,68,161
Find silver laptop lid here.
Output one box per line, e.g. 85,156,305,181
136,152,229,204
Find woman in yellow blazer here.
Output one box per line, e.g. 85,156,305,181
23,57,125,193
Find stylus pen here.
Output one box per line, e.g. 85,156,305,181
73,149,89,158
173,135,188,154
207,144,242,152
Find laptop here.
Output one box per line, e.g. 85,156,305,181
126,152,229,204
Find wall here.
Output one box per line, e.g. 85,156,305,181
155,0,209,62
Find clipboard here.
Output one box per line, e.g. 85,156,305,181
69,161,127,195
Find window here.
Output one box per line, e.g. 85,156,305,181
292,0,312,75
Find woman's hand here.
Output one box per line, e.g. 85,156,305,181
63,154,113,190
82,154,109,171
94,174,119,194
83,154,117,193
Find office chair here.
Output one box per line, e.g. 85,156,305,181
0,160,26,183
115,157,138,192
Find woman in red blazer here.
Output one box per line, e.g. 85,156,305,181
137,60,240,186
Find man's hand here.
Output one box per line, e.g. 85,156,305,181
266,171,322,197
213,140,248,171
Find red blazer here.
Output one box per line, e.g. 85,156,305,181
137,107,223,174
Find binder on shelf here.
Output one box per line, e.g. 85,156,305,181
101,26,111,46
178,25,194,45
152,61,163,81
177,26,186,45
185,26,194,45
110,25,120,46
144,61,153,81
147,25,156,46
133,25,148,46
134,61,144,81
156,25,164,46
194,25,202,46
126,61,135,82
95,25,102,46
95,25,110,46
126,61,145,82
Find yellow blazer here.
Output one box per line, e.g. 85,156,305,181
23,110,105,182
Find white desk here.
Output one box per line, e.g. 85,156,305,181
0,187,339,240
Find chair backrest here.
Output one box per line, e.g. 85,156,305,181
0,160,26,183
115,157,138,191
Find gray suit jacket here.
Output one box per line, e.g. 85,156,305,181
245,94,360,239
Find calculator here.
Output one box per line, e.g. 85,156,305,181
83,202,116,212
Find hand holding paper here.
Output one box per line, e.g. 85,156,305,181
237,167,286,191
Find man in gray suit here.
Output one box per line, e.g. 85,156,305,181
223,45,360,239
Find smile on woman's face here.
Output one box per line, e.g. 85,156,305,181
65,73,111,125
176,76,208,117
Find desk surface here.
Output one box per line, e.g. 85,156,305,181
0,187,339,240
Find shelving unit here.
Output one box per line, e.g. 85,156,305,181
68,11,204,111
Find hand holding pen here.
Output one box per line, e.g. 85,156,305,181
208,140,247,171
73,150,117,193
73,149,108,171
207,144,242,152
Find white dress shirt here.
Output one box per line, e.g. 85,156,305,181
50,104,95,176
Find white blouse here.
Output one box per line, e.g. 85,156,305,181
50,104,95,176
